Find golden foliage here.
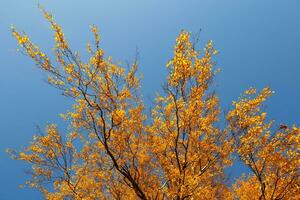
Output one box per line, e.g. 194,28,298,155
9,9,299,200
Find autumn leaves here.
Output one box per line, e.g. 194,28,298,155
10,9,299,200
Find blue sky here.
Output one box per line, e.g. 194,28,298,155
1,0,300,199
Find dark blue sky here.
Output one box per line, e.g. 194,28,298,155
1,0,300,199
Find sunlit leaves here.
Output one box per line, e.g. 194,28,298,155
10,9,300,200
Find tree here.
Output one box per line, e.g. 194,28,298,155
9,9,299,200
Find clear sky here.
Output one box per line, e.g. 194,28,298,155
1,0,300,199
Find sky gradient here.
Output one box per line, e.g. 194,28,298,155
1,0,300,199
